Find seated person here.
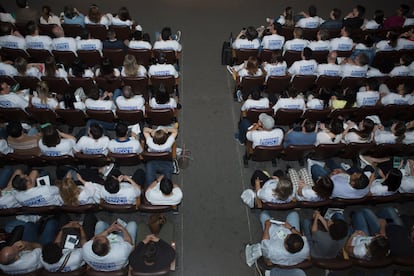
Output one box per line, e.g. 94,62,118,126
0,240,42,274
103,29,128,51
108,122,143,155
0,167,21,209
308,29,331,51
330,26,353,51
74,123,110,155
84,85,116,111
145,175,183,206
240,113,283,147
38,124,76,157
320,8,343,29
362,9,384,30
14,57,42,79
342,118,375,144
310,158,369,199
59,174,101,206
260,210,310,265
240,89,270,112
356,78,380,107
51,26,77,53
149,84,178,109
82,220,136,271
76,29,103,52
272,88,306,113
148,53,179,78
383,4,410,29
6,121,41,155
115,85,145,112
11,168,63,207
232,26,260,49
62,6,85,27
389,55,412,77
346,208,390,260
381,83,412,105
0,21,26,49
374,121,406,144
44,56,68,79
295,5,324,28
340,53,369,78
262,52,287,80
342,5,366,30
283,119,317,147
31,81,59,109
99,169,142,205
303,210,349,258
121,54,147,78
153,27,182,53
25,21,52,51
315,118,344,145
283,27,309,53
261,23,285,50
128,30,152,50
0,81,28,109
287,47,318,76
253,170,294,203
292,168,333,201
317,51,341,76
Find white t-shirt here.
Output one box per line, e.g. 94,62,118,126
100,182,141,205
77,39,103,51
74,136,110,155
0,35,26,49
241,98,270,111
79,182,101,205
366,67,386,77
238,68,263,81
116,95,145,111
370,179,396,196
0,93,29,109
375,40,396,52
0,12,15,23
352,235,372,259
0,248,42,274
149,97,177,109
128,40,152,50
41,248,85,272
389,65,411,77
342,132,372,144
246,128,284,148
403,131,414,144
39,138,76,156
296,16,324,28
257,178,294,203
330,36,353,51
31,97,59,109
283,38,309,52
15,185,63,207
403,17,414,26
25,35,53,51
148,64,179,78
356,91,379,107
120,65,147,77
111,17,133,26
363,20,380,30
59,101,86,111
261,34,285,50
272,98,306,113
232,38,260,49
381,93,410,105
85,99,116,111
0,139,12,154
308,40,330,51
0,62,18,76
315,131,342,146
296,186,320,201
153,40,182,52
0,190,21,209
316,63,341,76
146,135,175,152
306,98,324,110
18,67,42,79
341,64,368,78
396,38,414,50
108,138,143,154
288,59,318,75
374,130,397,144
399,176,414,193
84,15,111,28
263,62,287,79
52,37,77,53
145,181,183,205
82,235,132,271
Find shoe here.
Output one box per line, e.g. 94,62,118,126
307,158,325,176
236,90,243,102
102,163,114,178
176,30,181,42
172,159,180,174
234,133,244,145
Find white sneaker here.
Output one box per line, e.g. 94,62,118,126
236,90,243,102
306,158,325,175
102,163,114,177
172,159,180,174
176,30,181,42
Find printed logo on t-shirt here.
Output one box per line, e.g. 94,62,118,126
104,196,129,204
113,147,134,154
84,148,104,154
269,67,285,76
299,64,315,74
4,41,18,48
152,70,171,76
27,41,44,49
268,40,283,49
290,44,305,51
337,43,351,51
240,44,254,49
259,137,279,146
305,22,318,28
362,96,379,106
323,69,340,76
55,43,69,50
350,70,366,77
22,195,47,206
0,100,12,107
80,43,97,50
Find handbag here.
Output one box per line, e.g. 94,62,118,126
56,251,72,272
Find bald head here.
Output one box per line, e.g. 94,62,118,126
52,26,64,38
0,246,18,265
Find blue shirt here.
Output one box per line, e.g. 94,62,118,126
283,131,316,147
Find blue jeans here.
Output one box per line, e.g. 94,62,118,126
310,164,330,182
260,210,300,231
145,160,173,187
351,209,380,235
0,166,14,189
94,220,138,245
5,219,59,245
375,207,403,226
112,88,122,103
238,118,252,144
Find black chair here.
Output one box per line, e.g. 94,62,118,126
310,143,346,161
95,76,122,93
301,109,331,123
315,75,341,91
121,77,149,100
150,76,176,95
116,109,145,125
109,25,132,41
1,47,30,61
26,49,52,63
0,107,30,122
61,24,83,38
108,152,142,166
283,50,302,67
234,49,259,64
281,145,315,165
153,49,178,65
127,48,152,67
25,107,58,124
13,76,39,91
68,77,95,91
245,108,273,124
145,108,176,126
85,24,108,41
243,144,283,167
265,75,291,97
290,75,317,93
41,76,70,94
86,109,116,123
52,50,76,68
102,49,126,67
274,108,303,126
0,75,17,86
76,50,102,67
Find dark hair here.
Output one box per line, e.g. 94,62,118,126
374,10,385,25
329,118,344,135
0,22,11,36
104,176,120,194
88,5,102,24
89,123,103,139
270,51,283,64
313,176,334,199
400,4,410,16
161,27,172,40
142,33,151,43
117,7,131,21
368,236,390,259
365,78,379,91
106,29,116,40
70,58,87,78
394,121,406,143
14,57,28,75
353,118,374,140
92,238,109,256
332,8,341,20
42,5,51,15
132,30,143,40
387,31,399,48
100,58,114,77
303,47,313,60
6,121,23,138
122,85,133,99
251,89,261,101
303,119,316,133
152,129,169,145
154,84,169,104
382,168,402,192
41,125,61,147
319,29,329,41
329,219,348,240
355,5,366,18
343,88,357,109
308,5,317,17
377,58,394,74
115,122,128,138
61,89,76,109
87,86,100,100
143,241,157,265
160,177,173,195
16,0,27,9
293,27,303,38
11,175,27,191
400,54,412,66
353,173,369,189
245,26,258,41
26,21,37,35
286,87,299,98
285,233,304,253
42,242,62,264
44,56,58,77
155,53,166,64
357,53,369,66
63,6,77,19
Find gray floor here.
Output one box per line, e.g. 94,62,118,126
2,0,414,275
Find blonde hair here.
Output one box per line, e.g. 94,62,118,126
273,177,293,201
123,54,139,77
36,81,50,105
59,178,80,206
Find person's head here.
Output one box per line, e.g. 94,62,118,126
106,29,116,40
0,82,11,95
355,53,369,66
42,5,52,17
308,5,317,17
293,27,303,38
44,56,58,77
387,31,400,48
382,168,402,192
52,25,65,38
365,78,379,91
302,47,313,60
36,81,50,104
273,177,293,201
391,121,406,143
251,89,262,101
6,121,23,138
100,58,114,76
14,57,28,75
115,122,128,138
328,219,348,240
79,28,90,40
368,236,390,259
245,26,258,41
327,51,337,64
350,172,369,189
42,242,62,264
92,236,110,256
161,27,172,41
152,129,169,145
132,30,143,41
286,87,299,98
285,233,304,253
117,6,131,21
246,56,259,75
330,8,342,20
258,113,275,130
313,176,334,199
285,6,293,18
318,29,329,41
87,85,100,100
270,51,283,64
341,26,351,37
398,4,410,16
59,177,80,206
16,0,28,9
11,174,29,191
122,85,133,99
143,241,157,266
104,176,120,194
63,6,77,19
70,58,87,78
154,83,169,104
88,5,102,24
41,125,61,147
374,10,385,24
123,54,139,77
396,83,409,96
302,119,316,133
160,177,173,195
88,123,103,140
142,33,151,43
0,245,19,265
156,52,166,64
353,5,366,18
148,214,166,235
329,118,344,135
400,54,412,66
26,20,38,35
0,22,12,36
